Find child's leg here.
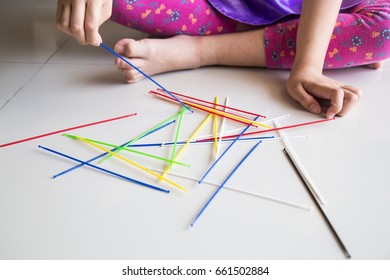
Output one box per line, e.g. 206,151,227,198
265,0,390,69
113,29,266,83
111,0,237,36
113,0,390,83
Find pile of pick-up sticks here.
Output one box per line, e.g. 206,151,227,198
0,43,351,258
0,88,333,224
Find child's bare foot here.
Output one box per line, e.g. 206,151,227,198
114,30,266,83
114,36,204,83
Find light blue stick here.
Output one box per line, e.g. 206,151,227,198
198,116,260,183
122,136,274,148
190,140,262,227
39,145,169,193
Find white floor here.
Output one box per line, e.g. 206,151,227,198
1,0,390,260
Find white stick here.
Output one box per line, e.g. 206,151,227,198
274,119,326,205
216,97,229,158
161,135,310,147
149,168,312,211
161,114,291,146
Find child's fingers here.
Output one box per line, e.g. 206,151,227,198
56,1,64,26
298,80,345,118
342,84,363,97
56,0,109,46
287,82,322,114
287,71,362,118
85,2,103,46
70,0,87,45
336,86,362,117
56,2,72,36
325,88,344,118
312,84,361,118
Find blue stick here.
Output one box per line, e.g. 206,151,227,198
53,118,176,178
38,145,169,193
190,140,262,227
141,119,175,138
100,43,192,113
198,116,260,183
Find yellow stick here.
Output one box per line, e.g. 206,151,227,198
161,113,213,178
73,135,188,192
156,95,271,129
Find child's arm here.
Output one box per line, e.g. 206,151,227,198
286,0,362,118
56,0,113,46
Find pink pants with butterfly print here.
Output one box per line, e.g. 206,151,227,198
111,0,390,69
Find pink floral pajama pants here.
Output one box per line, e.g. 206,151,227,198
111,0,390,69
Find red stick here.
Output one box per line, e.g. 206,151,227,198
0,113,137,148
151,90,255,122
197,118,335,142
150,90,260,127
156,88,266,118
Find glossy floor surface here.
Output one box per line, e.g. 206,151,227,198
1,0,389,259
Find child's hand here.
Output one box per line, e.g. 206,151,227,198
56,0,113,46
286,66,362,118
